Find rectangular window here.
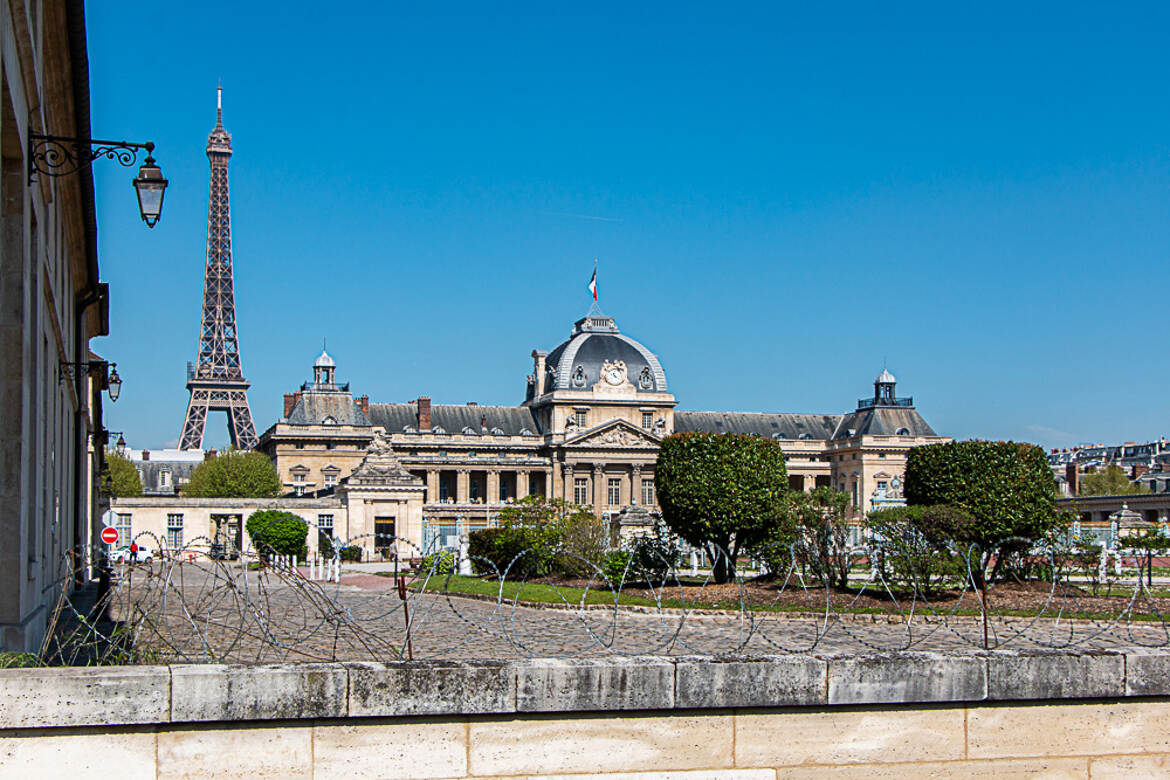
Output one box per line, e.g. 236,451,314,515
876,481,888,492
318,514,334,552
293,471,306,497
166,514,183,549
574,477,589,505
159,469,171,489
323,473,337,489
572,410,588,428
115,513,132,548
641,412,653,429
607,478,621,506
641,477,655,507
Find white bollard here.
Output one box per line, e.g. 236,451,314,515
292,554,298,575
689,551,698,577
333,557,340,583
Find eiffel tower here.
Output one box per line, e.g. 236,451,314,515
178,87,258,451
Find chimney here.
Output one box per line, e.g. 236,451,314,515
141,449,150,461
358,394,369,417
1065,462,1079,496
532,350,548,396
284,393,297,418
417,396,431,430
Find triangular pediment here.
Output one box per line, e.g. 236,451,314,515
563,418,662,449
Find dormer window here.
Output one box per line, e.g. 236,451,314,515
159,469,171,489
322,416,337,425
896,427,911,436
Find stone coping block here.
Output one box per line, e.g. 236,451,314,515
171,663,347,723
0,649,1165,730
827,652,987,705
348,660,514,716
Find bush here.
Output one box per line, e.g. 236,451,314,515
904,440,1060,587
792,488,852,589
339,545,363,562
602,550,633,587
468,525,558,579
245,510,308,559
621,519,683,584
420,550,455,576
554,510,611,578
656,432,791,583
865,506,967,596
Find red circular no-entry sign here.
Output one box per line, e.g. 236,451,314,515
100,526,119,545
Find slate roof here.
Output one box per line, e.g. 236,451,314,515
136,460,199,495
831,406,937,439
369,403,541,436
673,411,842,440
287,393,371,426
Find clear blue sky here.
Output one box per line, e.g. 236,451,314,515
86,2,1170,452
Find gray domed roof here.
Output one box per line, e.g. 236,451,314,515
314,349,336,369
875,368,896,384
544,313,668,393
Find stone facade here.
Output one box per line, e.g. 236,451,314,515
0,0,107,652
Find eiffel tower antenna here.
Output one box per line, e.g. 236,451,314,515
178,86,259,450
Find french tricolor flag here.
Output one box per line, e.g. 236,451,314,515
587,264,597,301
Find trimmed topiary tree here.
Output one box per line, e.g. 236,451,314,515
245,509,308,560
655,432,791,583
903,440,1060,587
184,449,281,498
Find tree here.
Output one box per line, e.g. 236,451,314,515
183,449,280,498
904,440,1061,588
245,509,308,559
104,452,142,497
1079,465,1148,497
655,432,791,583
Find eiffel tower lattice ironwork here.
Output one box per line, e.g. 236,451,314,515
179,88,258,450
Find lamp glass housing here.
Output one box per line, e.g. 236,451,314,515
133,161,167,228
107,364,122,403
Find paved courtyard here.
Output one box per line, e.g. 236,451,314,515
99,561,1170,664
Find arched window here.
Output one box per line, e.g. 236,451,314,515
896,427,911,436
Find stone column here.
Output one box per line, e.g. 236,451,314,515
487,471,501,504
802,474,813,492
426,471,439,504
457,469,470,504
630,464,642,507
563,464,574,503
517,470,530,499
593,464,605,515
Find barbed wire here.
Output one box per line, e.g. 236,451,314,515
31,528,1170,666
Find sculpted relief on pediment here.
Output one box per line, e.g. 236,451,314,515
571,424,658,449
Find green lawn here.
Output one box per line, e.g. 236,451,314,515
416,574,1170,621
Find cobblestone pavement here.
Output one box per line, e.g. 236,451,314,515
109,562,1170,663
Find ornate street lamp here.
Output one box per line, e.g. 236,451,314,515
131,151,168,228
28,134,169,228
59,360,123,403
107,363,122,403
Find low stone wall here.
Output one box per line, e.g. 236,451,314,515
3,650,1170,778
